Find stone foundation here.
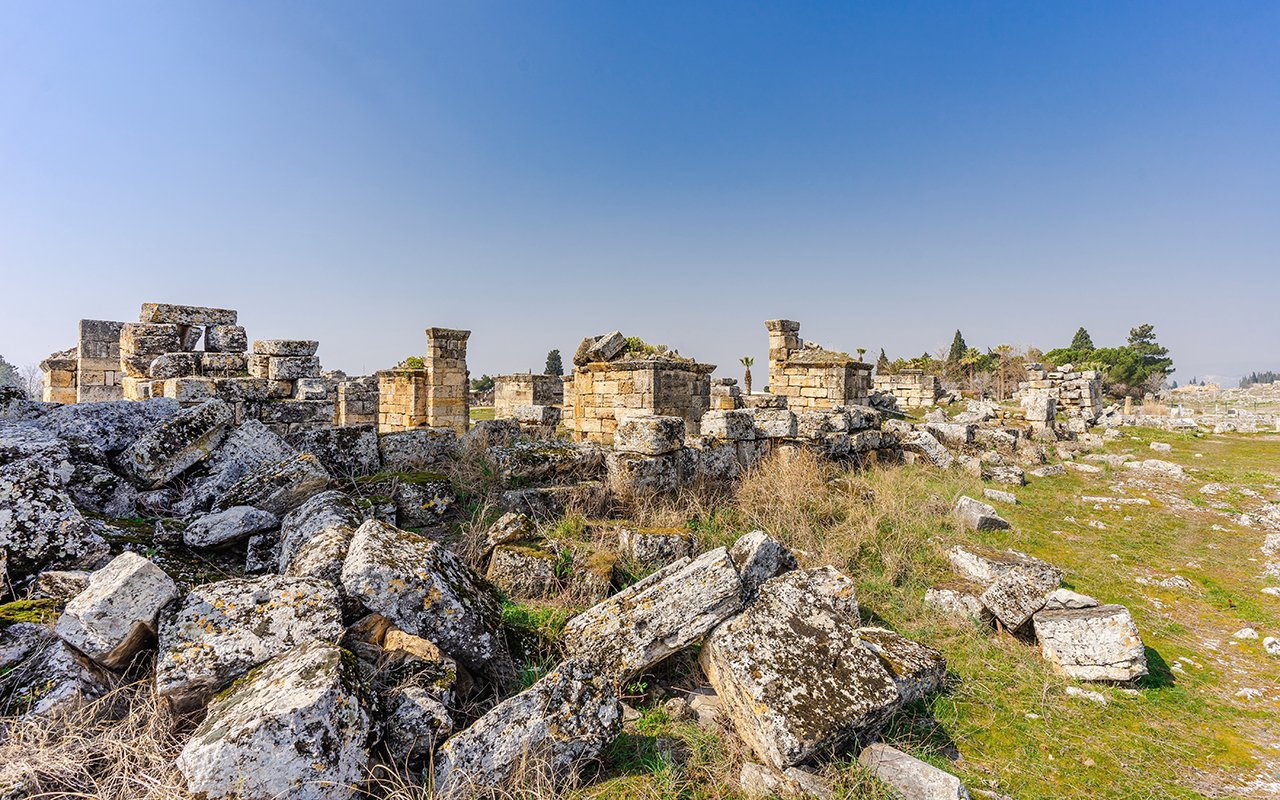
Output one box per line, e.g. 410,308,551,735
873,369,942,408
765,320,871,411
494,374,563,420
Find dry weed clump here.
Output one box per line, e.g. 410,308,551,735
0,680,194,800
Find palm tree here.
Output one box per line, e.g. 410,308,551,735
994,344,1014,400
960,347,982,396
855,348,866,362
740,356,754,395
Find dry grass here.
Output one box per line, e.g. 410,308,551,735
0,680,194,800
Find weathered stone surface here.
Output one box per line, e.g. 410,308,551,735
512,403,561,427
1033,604,1148,681
485,511,534,549
924,422,975,448
287,424,380,478
117,399,233,488
1029,464,1066,478
925,585,991,623
730,530,798,601
140,303,236,326
748,408,799,439
739,762,835,799
341,519,515,688
856,626,947,704
614,414,686,455
618,526,694,565
564,548,743,682
55,552,178,670
211,453,329,515
183,418,297,511
385,686,454,765
176,640,370,800
183,505,279,548
953,496,1010,532
980,566,1062,630
0,456,107,580
268,356,321,381
4,638,115,719
203,324,247,353
32,569,91,602
1043,588,1099,610
432,658,621,798
0,622,50,672
982,488,1017,505
486,542,559,599
700,567,899,769
252,339,319,357
858,743,970,799
148,352,202,380
489,440,603,485
903,430,955,469
378,428,457,472
946,544,1058,586
34,398,180,453
701,409,757,440
982,464,1026,486
1121,459,1186,480
279,490,361,588
155,575,344,711
585,330,627,362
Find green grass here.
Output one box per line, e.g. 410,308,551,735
470,406,496,421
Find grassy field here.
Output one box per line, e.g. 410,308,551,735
521,428,1280,799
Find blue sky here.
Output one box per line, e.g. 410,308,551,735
2,1,1277,384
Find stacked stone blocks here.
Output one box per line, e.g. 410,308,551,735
765,320,871,411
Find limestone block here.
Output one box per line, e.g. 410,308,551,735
268,356,321,381
204,324,247,353
155,575,344,711
614,413,686,455
513,403,561,426
748,408,797,438
253,339,319,357
148,352,202,379
701,409,757,440
902,430,954,469
292,376,330,400
618,526,694,565
341,519,515,688
925,585,991,623
979,567,1062,630
120,322,181,353
184,505,279,548
700,567,900,769
117,399,233,488
982,464,1027,486
161,376,216,404
175,640,370,800
486,542,559,600
201,353,247,375
432,659,621,798
1033,604,1147,681
140,303,236,326
54,552,178,670
858,744,970,799
729,530,798,600
563,547,742,682
211,377,269,402
211,453,330,516
946,544,1059,587
247,352,271,378
953,496,1010,532
856,626,947,704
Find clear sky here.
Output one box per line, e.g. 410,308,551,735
2,1,1277,385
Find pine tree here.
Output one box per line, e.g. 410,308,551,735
544,349,563,376
876,349,890,374
1070,327,1095,352
948,330,967,362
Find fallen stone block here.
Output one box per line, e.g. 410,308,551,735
341,519,515,688
982,464,1026,486
1033,604,1148,681
183,505,279,548
856,626,947,704
432,658,621,798
748,408,798,439
252,339,319,357
925,584,991,623
1029,464,1066,477
175,640,370,800
729,529,797,600
203,324,247,353
947,544,1060,587
0,457,107,580
486,542,560,599
211,452,329,515
614,414,687,455
980,566,1062,630
378,427,457,472
700,566,899,769
563,547,743,682
903,430,954,469
701,409,757,440
278,490,361,590
33,398,180,454
117,399,234,488
740,762,834,799
953,496,1010,532
55,552,177,670
286,424,377,479
618,526,694,565
155,575,343,712
1043,588,1099,610
858,743,970,799
982,488,1017,505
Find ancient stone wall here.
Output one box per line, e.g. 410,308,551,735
494,373,563,420
765,320,871,411
1018,364,1102,422
39,349,78,404
566,358,714,444
337,376,379,427
873,369,942,408
376,328,470,435
76,320,126,403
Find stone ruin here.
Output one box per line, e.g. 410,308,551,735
873,368,943,408
492,372,563,420
563,331,715,444
1017,362,1103,426
38,303,335,436
766,319,872,411
375,328,471,436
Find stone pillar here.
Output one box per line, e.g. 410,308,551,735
76,320,125,403
40,349,78,404
377,369,429,431
765,319,801,395
425,328,470,435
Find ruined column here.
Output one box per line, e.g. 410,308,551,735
76,319,125,403
425,328,470,435
764,320,801,397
